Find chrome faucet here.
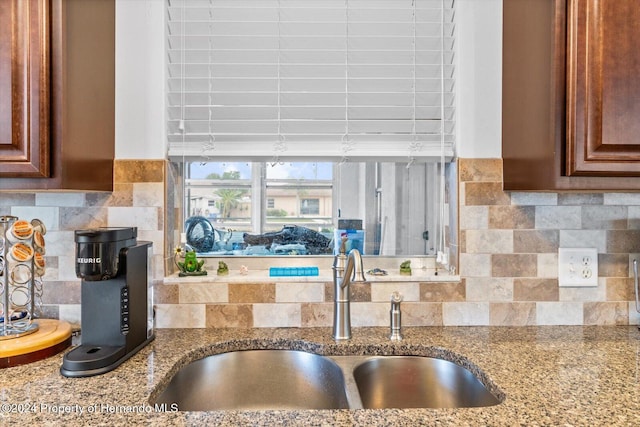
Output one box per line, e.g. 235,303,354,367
332,237,366,340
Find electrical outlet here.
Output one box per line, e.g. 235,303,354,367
558,248,598,287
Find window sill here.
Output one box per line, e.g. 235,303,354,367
164,270,459,284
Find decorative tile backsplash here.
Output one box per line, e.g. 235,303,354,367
458,158,640,326
1,160,167,327
158,273,458,329
3,158,639,328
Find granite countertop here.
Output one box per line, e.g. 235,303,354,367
1,326,640,426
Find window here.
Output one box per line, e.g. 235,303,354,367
167,0,456,257
186,163,252,227
264,161,332,231
181,159,447,257
184,161,334,254
300,199,320,215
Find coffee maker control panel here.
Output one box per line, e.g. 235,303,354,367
121,287,130,335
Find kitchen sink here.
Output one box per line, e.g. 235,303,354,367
352,356,501,409
153,350,502,411
153,350,349,411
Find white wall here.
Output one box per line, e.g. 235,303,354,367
113,0,503,160
456,0,503,159
115,0,165,159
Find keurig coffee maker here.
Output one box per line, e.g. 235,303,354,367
61,227,154,377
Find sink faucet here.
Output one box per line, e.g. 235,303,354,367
333,237,367,340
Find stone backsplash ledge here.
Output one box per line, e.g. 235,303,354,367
3,158,639,327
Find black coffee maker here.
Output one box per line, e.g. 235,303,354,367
61,227,154,377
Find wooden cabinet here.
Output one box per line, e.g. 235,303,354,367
0,0,115,191
565,0,640,176
502,0,640,191
0,0,50,178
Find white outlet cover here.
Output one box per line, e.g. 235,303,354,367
558,248,598,287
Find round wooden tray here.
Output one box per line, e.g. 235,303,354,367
0,319,72,368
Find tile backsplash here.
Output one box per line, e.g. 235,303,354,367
3,158,639,328
1,160,167,327
458,158,640,326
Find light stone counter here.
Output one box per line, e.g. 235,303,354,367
1,326,640,426
164,270,459,284
165,255,458,284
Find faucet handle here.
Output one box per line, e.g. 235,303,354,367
339,236,348,254
391,291,403,305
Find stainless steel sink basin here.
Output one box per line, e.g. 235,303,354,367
153,350,502,411
153,350,349,411
352,356,501,409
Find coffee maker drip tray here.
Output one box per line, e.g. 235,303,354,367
60,344,127,377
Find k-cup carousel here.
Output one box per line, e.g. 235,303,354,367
0,216,71,368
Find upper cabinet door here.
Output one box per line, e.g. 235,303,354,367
565,0,640,176
0,0,50,178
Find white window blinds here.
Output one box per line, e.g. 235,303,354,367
167,0,455,161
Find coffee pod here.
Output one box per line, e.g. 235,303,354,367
33,230,46,254
7,220,34,243
31,218,46,235
34,252,45,276
8,242,34,263
11,263,32,285
10,287,30,308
